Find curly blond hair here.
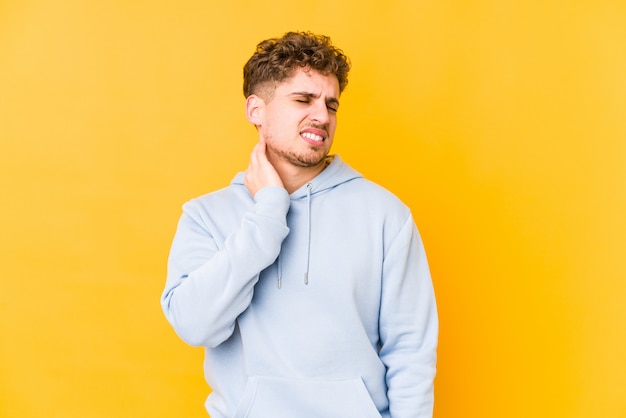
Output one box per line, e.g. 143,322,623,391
243,31,351,98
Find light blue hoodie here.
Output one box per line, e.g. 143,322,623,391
162,156,438,418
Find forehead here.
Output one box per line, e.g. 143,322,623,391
275,68,340,97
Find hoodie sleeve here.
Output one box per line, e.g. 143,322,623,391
379,214,438,418
161,186,290,348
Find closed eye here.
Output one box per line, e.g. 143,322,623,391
289,92,339,112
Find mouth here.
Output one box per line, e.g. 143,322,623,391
300,128,327,146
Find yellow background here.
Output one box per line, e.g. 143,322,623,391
1,1,625,417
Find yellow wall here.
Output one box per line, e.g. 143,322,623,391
1,1,625,417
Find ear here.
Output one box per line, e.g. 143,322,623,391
246,94,264,126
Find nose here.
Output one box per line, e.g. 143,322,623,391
309,100,330,124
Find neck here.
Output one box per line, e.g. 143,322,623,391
271,157,329,194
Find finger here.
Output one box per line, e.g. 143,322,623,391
248,143,261,169
250,140,264,163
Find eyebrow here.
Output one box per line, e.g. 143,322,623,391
289,91,340,107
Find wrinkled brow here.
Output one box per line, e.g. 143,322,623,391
289,91,340,107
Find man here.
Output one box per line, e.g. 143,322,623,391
161,31,438,418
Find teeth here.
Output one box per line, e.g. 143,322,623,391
302,132,324,142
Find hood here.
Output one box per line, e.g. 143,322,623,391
230,155,363,289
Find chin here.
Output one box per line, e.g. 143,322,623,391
290,152,329,168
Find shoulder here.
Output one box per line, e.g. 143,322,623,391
182,183,251,224
330,157,409,213
343,177,410,214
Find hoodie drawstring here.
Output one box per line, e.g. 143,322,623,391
277,256,282,289
304,183,312,285
277,183,313,289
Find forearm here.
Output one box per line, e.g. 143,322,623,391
161,186,290,347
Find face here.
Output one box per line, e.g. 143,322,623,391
249,68,340,169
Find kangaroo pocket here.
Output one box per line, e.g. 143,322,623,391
233,376,382,418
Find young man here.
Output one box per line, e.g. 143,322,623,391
162,32,438,418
